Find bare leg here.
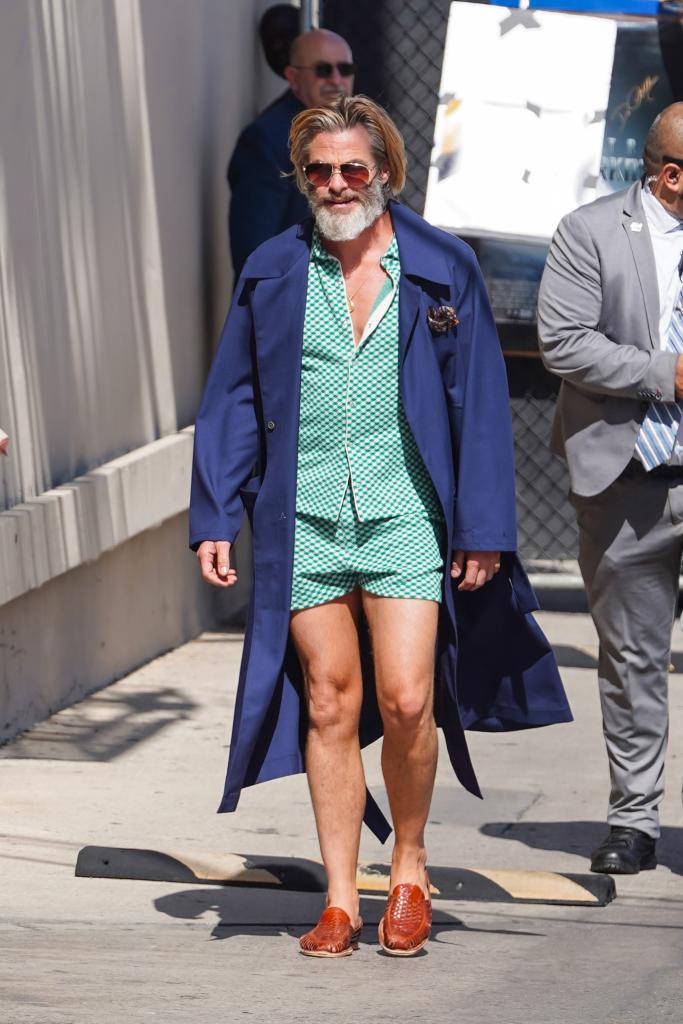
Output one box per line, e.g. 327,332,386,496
290,591,364,925
362,593,439,895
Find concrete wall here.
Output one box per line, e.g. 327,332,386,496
0,512,212,741
0,0,293,740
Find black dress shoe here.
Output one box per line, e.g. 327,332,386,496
590,826,657,874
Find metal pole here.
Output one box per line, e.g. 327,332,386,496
300,0,319,31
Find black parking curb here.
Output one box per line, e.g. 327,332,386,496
75,846,616,906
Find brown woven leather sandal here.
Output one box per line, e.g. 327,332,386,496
378,881,432,956
299,907,363,958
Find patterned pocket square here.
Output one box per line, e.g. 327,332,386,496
427,304,459,335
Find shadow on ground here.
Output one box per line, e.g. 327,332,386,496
153,886,543,944
551,644,598,670
550,643,683,673
0,685,199,762
481,820,683,876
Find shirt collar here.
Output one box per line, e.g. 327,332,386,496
642,184,683,234
382,233,400,264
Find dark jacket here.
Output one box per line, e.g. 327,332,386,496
190,202,572,841
227,90,310,278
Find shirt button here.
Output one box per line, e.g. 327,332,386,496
266,420,276,432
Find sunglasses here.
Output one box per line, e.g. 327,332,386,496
662,154,683,170
291,61,356,78
303,161,375,189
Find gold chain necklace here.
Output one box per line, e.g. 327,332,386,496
345,264,380,313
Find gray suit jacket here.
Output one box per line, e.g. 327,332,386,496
538,180,678,497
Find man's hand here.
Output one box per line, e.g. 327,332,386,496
675,355,683,400
197,540,237,588
451,550,501,591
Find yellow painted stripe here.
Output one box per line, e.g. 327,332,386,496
169,851,283,887
356,864,441,895
356,869,389,893
473,868,599,903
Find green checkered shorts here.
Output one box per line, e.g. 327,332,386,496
290,486,445,611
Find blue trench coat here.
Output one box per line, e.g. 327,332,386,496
190,201,571,842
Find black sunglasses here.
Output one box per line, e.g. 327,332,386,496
303,161,375,189
291,61,356,79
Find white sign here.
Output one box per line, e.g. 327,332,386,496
424,3,617,241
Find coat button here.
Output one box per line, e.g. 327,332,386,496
266,420,276,432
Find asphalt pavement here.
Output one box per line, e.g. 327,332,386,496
1,611,682,1023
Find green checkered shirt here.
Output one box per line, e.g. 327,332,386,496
295,228,441,521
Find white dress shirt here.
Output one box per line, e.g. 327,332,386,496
641,185,683,461
641,185,683,347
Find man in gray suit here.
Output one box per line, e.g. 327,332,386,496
539,103,683,874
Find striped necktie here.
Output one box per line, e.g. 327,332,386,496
635,270,683,470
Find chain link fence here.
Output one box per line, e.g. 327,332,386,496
323,0,578,561
505,359,578,562
323,0,452,213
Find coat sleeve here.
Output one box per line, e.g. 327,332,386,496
538,209,677,400
450,252,517,553
189,280,260,550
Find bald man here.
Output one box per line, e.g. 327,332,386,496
539,104,683,875
227,29,354,278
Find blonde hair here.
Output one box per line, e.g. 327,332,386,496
289,94,406,197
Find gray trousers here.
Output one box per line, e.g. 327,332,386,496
571,467,683,838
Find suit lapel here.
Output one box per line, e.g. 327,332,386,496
622,185,659,348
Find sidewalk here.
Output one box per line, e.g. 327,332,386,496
1,612,682,1024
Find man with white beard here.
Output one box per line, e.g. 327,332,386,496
190,95,569,959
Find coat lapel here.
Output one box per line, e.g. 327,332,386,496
246,224,311,619
248,222,311,477
397,273,423,365
250,256,309,428
622,182,659,349
392,201,451,365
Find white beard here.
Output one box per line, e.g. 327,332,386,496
312,179,387,242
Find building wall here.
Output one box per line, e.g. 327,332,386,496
0,0,263,508
0,512,212,742
0,0,293,740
